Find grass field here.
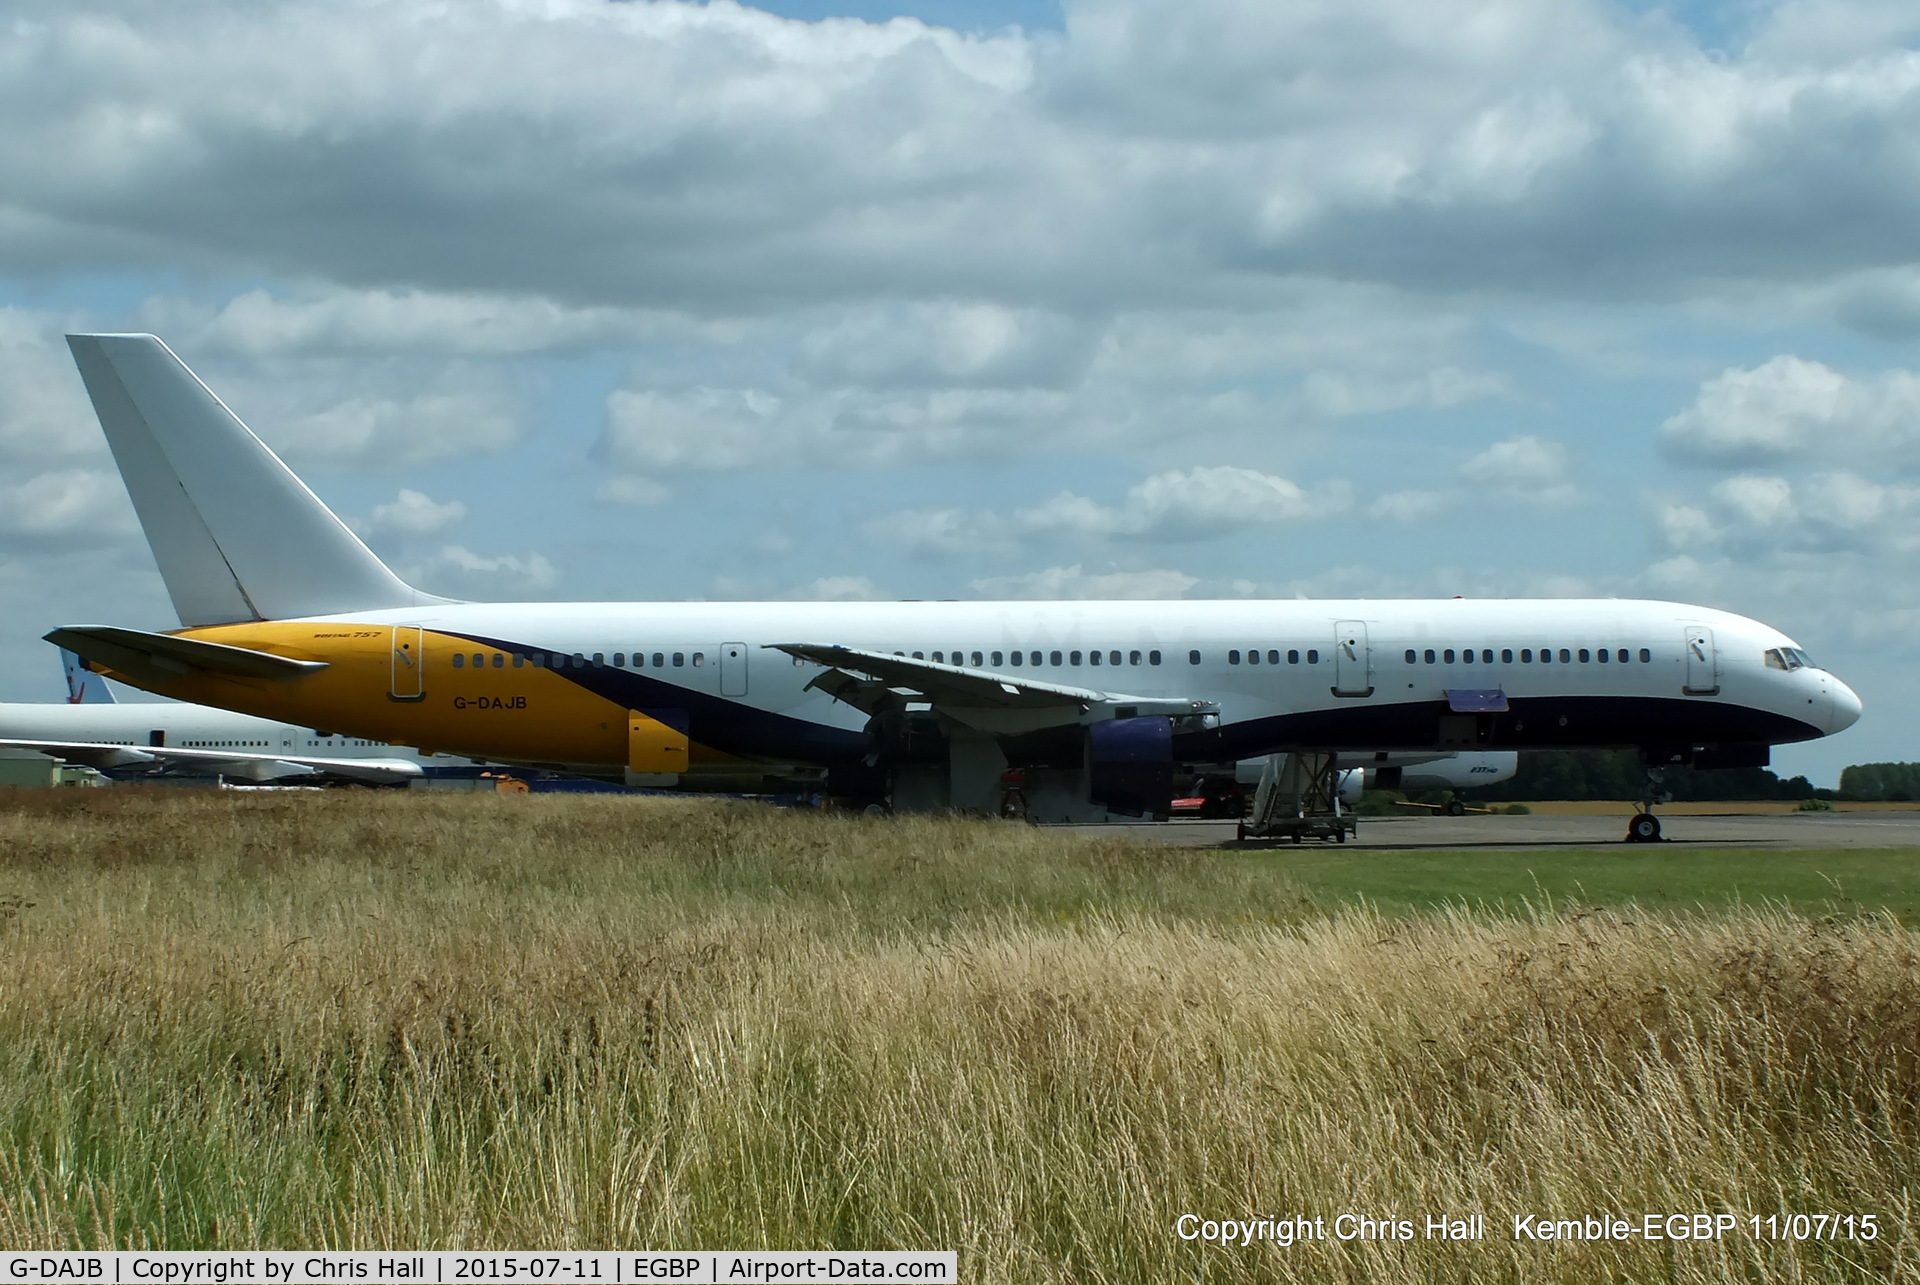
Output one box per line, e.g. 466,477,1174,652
1242,845,1920,921
1,789,1916,1282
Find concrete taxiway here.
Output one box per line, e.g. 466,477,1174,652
1080,808,1920,849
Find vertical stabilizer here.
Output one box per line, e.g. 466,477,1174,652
61,649,115,703
66,334,446,625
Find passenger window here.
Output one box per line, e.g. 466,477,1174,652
1129,650,1142,665
1559,648,1571,663
1248,649,1261,665
613,653,626,667
1501,649,1512,663
1481,649,1493,663
1461,649,1473,664
1010,651,1023,666
653,653,665,668
1150,650,1162,665
912,652,924,660
452,654,465,669
1618,649,1629,663
1189,650,1202,665
990,651,1002,666
494,653,505,668
672,653,684,667
1089,651,1101,665
1030,651,1042,666
1290,649,1301,664
973,651,984,667
592,653,605,667
693,652,705,666
1423,649,1434,664
1520,649,1531,662
1229,650,1241,665
1639,648,1651,662
1597,648,1609,663
1307,649,1319,664
573,653,586,668
1051,651,1064,666
1443,649,1455,663
1578,649,1590,663
932,652,943,663
531,653,545,668
1405,649,1416,663
513,654,525,667
1266,650,1278,665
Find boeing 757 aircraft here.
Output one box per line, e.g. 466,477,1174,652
51,335,1859,840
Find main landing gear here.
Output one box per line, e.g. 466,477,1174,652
1626,767,1671,843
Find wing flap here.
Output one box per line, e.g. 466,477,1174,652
772,643,1214,733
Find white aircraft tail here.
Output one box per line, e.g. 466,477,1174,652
61,649,115,704
66,334,447,626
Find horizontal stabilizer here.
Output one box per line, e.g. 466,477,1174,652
47,626,327,687
66,334,449,625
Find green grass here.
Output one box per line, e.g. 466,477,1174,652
0,789,1916,1281
1242,846,1920,921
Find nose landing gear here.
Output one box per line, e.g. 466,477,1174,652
1626,767,1671,843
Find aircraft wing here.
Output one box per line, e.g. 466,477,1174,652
770,643,1214,734
46,625,326,688
0,738,422,784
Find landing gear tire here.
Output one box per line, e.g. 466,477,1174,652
1626,812,1661,843
1445,798,1466,817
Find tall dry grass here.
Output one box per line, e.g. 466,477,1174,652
0,789,1914,1281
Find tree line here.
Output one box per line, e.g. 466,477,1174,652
1459,752,1920,802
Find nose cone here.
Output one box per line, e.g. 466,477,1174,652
1827,678,1863,734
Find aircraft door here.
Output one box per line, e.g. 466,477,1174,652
1684,626,1719,695
1333,621,1373,697
720,642,748,697
391,625,426,701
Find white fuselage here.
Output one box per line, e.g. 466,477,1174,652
287,595,1857,769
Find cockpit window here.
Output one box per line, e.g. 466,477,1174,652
1764,646,1816,671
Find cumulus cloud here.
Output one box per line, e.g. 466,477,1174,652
4,0,1919,314
138,288,663,358
413,545,557,596
1661,356,1920,470
365,489,466,537
207,360,522,472
796,302,1097,390
1458,434,1579,508
0,469,137,544
0,311,109,465
1368,488,1459,523
867,466,1353,556
1651,470,1920,558
967,564,1199,599
795,575,886,601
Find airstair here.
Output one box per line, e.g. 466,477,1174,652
1236,751,1357,843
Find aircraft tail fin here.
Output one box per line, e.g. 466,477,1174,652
65,334,448,626
61,649,115,704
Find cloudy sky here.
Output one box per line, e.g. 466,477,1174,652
3,0,1919,784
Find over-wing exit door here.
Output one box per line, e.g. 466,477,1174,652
720,643,748,697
